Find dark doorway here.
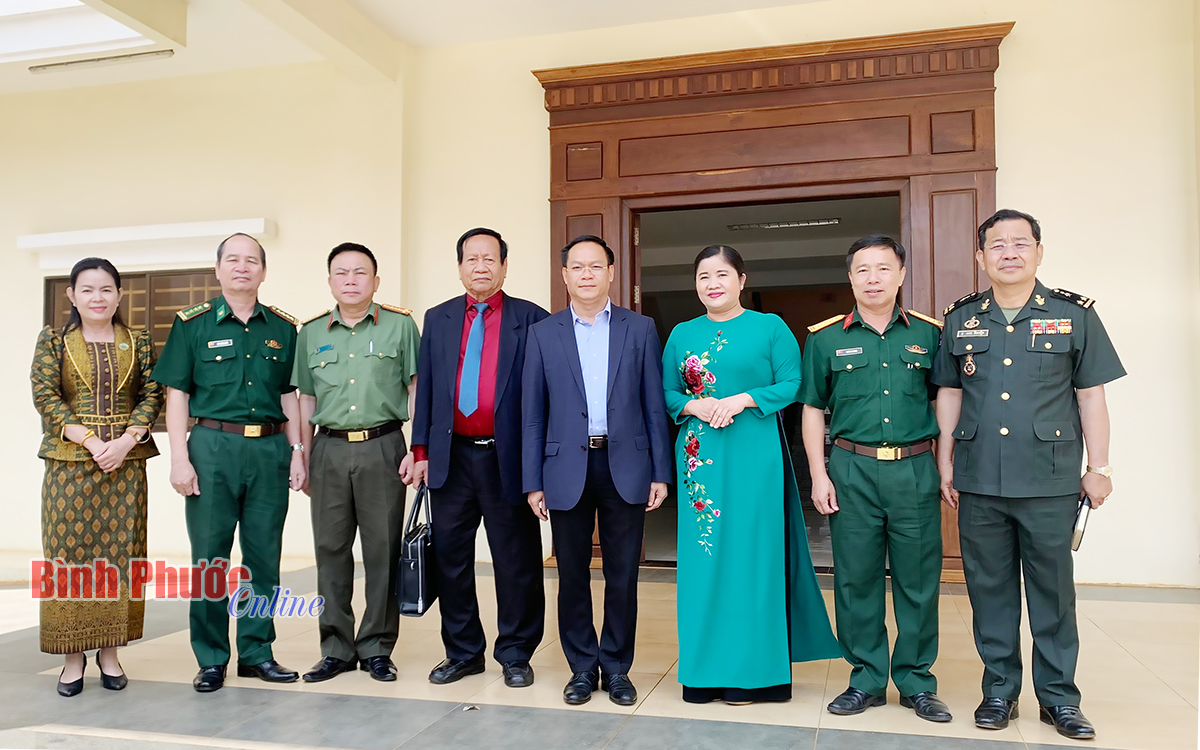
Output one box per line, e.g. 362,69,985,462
638,196,901,565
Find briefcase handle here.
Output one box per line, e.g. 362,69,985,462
404,482,432,535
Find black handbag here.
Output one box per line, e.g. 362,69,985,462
397,482,438,617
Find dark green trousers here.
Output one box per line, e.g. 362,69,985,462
958,492,1081,705
828,447,942,697
309,430,406,661
185,426,290,667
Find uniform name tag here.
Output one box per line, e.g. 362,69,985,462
207,339,233,348
835,347,863,356
955,329,990,338
314,344,333,354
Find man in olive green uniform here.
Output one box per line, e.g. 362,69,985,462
156,233,305,692
800,235,951,723
293,242,420,683
933,209,1124,741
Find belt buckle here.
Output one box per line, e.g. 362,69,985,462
243,425,262,438
588,436,606,449
876,446,900,461
347,430,368,443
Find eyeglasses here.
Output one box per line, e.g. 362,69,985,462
984,241,1035,254
566,263,610,275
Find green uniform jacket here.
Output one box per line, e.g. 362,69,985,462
153,297,298,423
930,280,1125,498
291,303,420,429
799,305,941,446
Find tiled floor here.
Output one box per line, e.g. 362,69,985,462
1,566,1195,750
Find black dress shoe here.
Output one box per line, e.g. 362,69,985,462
303,656,358,683
193,665,227,693
57,653,86,697
1039,705,1096,740
563,671,599,705
428,656,485,684
974,697,1019,729
96,651,128,691
236,659,299,683
360,656,398,682
601,673,637,706
900,691,952,722
827,686,887,715
501,661,534,688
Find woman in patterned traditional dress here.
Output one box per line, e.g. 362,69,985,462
662,245,840,704
31,257,164,696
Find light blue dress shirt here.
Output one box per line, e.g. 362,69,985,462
570,300,611,437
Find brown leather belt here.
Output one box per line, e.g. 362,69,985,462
588,436,608,449
834,438,933,461
196,418,284,438
319,420,402,443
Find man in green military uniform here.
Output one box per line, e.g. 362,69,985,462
156,233,306,693
933,209,1124,740
293,242,419,683
800,235,951,723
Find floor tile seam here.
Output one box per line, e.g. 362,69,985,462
29,723,339,750
1082,613,1198,708
811,723,1032,748
384,700,468,750
209,687,311,741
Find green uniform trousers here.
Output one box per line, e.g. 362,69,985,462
958,492,1081,706
827,447,942,697
309,430,407,661
185,426,290,667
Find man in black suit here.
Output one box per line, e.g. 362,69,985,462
522,235,672,707
402,227,548,688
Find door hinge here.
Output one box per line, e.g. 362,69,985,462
633,227,640,246
634,285,641,304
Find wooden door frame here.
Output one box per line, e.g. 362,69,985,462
534,22,1015,578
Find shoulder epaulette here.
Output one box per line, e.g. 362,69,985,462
268,306,298,325
1051,288,1094,309
907,309,944,328
301,309,331,326
176,301,212,321
943,291,982,317
807,314,846,334
379,303,412,316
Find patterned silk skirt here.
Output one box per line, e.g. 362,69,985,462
40,459,148,654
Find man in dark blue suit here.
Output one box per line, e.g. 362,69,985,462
402,227,548,688
522,235,672,707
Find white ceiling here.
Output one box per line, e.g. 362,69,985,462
346,0,819,47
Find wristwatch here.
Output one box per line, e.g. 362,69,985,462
1086,465,1113,478
291,443,305,453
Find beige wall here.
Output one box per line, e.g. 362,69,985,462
2,0,1197,586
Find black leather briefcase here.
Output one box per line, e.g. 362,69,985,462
397,482,438,617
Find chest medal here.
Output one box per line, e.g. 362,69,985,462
963,353,977,376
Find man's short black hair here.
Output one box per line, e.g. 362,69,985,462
327,242,377,274
456,227,508,263
846,234,906,271
216,233,266,267
978,209,1041,250
561,235,614,267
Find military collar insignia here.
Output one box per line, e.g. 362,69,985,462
905,344,928,355
215,304,228,323
979,298,991,311
964,316,981,329
1034,294,1047,306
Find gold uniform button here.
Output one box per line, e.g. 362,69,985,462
882,362,888,368
247,381,252,386
349,353,354,358
246,354,251,359
1045,342,1053,349
351,331,356,336
1001,392,1010,400
1000,427,1009,436
1006,325,1014,333
349,379,355,385
883,389,889,395
846,364,853,370
883,417,890,423
215,355,222,361
244,327,250,333
1056,430,1062,436
350,405,356,411
320,361,326,367
965,344,973,351
1004,358,1013,366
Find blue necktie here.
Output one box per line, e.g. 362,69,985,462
458,302,489,417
